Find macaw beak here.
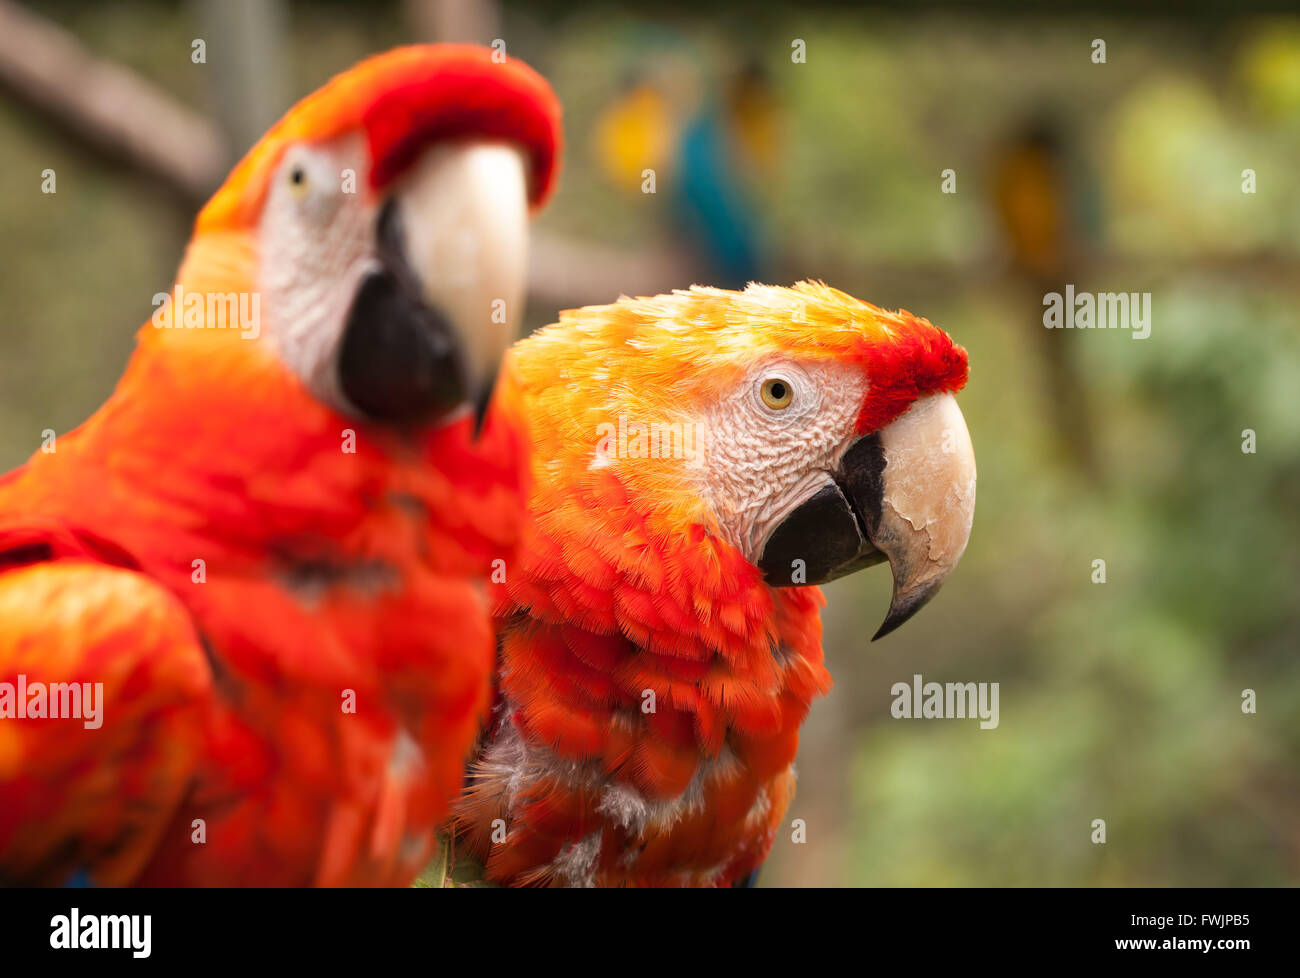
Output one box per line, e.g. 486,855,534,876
337,141,529,433
757,393,977,639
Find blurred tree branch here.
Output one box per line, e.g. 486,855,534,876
0,0,227,201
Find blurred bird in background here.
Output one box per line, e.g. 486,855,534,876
989,112,1102,478
592,36,781,288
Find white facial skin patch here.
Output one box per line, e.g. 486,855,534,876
695,357,868,563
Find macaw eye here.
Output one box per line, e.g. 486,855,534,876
288,165,309,197
761,377,793,410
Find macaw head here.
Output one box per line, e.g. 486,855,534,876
508,281,975,639
162,44,561,431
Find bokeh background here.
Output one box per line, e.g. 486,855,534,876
1,0,1296,886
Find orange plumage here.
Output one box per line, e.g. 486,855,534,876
0,45,560,885
453,282,972,886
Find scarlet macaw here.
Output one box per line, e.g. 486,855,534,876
451,282,975,886
0,44,561,886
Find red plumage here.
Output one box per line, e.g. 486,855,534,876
0,44,559,886
451,283,971,886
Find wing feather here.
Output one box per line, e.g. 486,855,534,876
0,560,212,885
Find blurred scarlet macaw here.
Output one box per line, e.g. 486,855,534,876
0,44,561,886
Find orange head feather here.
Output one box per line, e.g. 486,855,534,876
504,280,968,565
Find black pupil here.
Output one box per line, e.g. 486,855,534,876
291,167,304,184
770,382,786,400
